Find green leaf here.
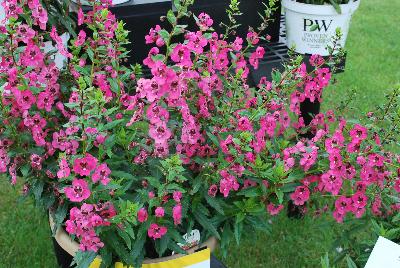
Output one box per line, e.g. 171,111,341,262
155,234,170,256
167,10,177,25
32,181,44,203
234,221,243,245
207,131,220,147
168,240,186,255
205,195,225,215
237,186,261,197
112,171,136,181
87,48,94,62
117,228,132,250
193,210,221,240
345,255,357,268
329,0,342,14
72,251,97,268
103,119,124,131
276,189,284,204
131,221,150,259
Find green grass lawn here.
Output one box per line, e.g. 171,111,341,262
0,0,399,267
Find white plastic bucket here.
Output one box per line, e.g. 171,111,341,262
282,0,360,55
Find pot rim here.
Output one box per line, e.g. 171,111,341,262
282,0,360,15
49,213,218,264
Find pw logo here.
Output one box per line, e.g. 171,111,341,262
303,19,333,32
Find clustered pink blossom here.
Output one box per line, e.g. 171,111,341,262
65,203,116,252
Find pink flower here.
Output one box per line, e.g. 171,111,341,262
300,148,318,171
309,54,325,67
186,31,208,54
91,163,111,185
367,153,385,167
146,103,169,124
37,91,54,112
208,184,218,197
73,154,98,176
74,30,86,47
321,170,342,195
149,121,171,143
334,196,351,214
0,149,10,173
15,90,36,110
246,31,259,45
219,170,239,197
2,0,23,19
137,208,148,223
349,124,368,142
50,26,72,59
267,203,284,216
290,186,310,206
57,158,70,179
64,179,91,202
249,46,265,69
148,223,167,240
196,13,213,31
21,42,44,67
77,8,85,25
237,116,253,131
171,44,192,66
181,121,201,144
148,191,155,199
16,24,36,44
145,25,164,47
394,180,400,193
173,204,182,225
333,210,345,223
232,37,243,51
173,191,182,202
328,151,342,170
155,207,165,218
351,192,368,209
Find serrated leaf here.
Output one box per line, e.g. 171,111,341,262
234,221,243,245
207,132,220,147
155,234,169,256
117,228,132,250
205,195,225,215
72,251,97,268
193,210,221,240
345,255,357,268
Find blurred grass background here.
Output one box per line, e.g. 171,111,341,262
0,0,399,267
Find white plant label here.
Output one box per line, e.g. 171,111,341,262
178,229,201,250
365,236,400,268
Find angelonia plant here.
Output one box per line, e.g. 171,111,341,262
0,0,399,267
297,0,356,13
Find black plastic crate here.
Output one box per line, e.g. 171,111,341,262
80,0,281,64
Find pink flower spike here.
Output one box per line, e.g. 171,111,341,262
137,208,148,223
57,158,70,179
173,204,182,225
173,191,182,202
155,207,165,218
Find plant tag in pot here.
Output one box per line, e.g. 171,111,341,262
177,229,201,251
